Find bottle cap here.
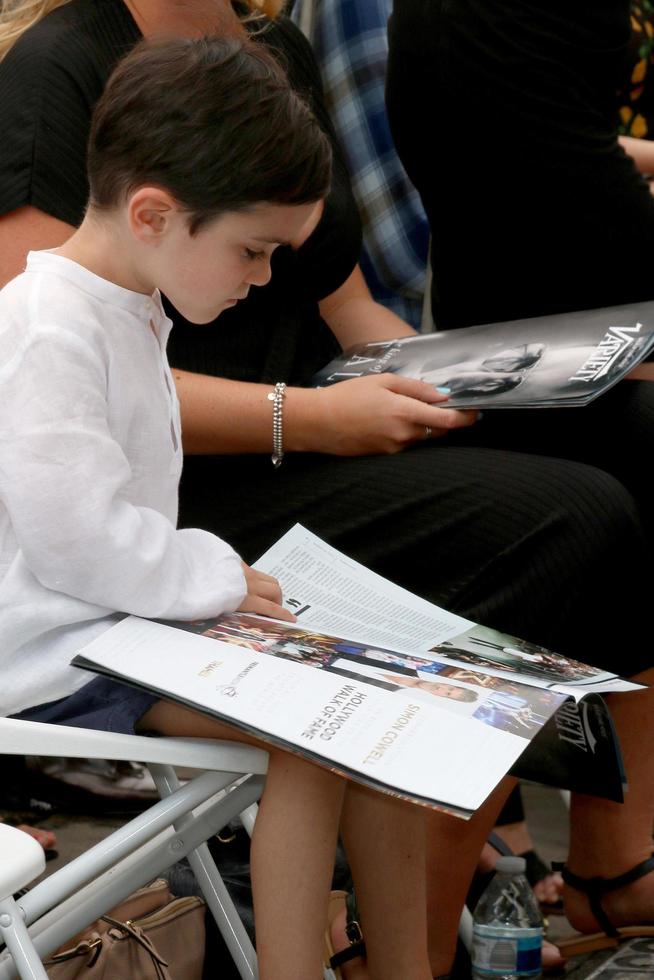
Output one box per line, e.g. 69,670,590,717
495,855,527,874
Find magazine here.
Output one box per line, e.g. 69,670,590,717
73,526,639,818
311,302,654,409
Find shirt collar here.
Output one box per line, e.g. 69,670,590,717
25,250,165,326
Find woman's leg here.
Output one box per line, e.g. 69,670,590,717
564,670,654,933
138,700,345,980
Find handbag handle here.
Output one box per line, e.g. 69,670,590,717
101,915,171,978
46,917,171,978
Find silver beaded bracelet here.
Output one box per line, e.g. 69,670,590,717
267,382,287,468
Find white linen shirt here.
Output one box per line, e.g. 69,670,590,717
0,251,246,716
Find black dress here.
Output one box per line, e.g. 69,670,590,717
0,0,650,675
386,0,654,329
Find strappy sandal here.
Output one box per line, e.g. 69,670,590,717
555,854,654,957
324,889,366,979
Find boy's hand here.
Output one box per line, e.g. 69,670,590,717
237,562,296,621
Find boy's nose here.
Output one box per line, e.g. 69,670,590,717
246,257,272,287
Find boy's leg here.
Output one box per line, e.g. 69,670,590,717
425,778,516,977
138,700,345,980
339,782,432,980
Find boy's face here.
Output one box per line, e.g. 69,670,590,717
153,201,323,324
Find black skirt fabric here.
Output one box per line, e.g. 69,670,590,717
179,379,654,680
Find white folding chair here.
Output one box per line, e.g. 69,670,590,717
0,823,47,980
0,717,268,980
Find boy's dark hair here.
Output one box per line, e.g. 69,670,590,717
87,36,332,233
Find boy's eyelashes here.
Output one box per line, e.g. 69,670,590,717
243,248,266,261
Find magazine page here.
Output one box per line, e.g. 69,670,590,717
163,612,569,746
73,614,547,817
157,611,626,803
254,525,640,699
311,302,654,409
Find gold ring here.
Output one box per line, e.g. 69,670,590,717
425,426,433,439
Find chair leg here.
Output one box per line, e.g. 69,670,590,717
148,764,259,980
238,803,258,839
0,898,49,980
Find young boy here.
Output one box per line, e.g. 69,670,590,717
0,36,431,979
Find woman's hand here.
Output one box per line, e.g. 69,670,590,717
236,563,296,621
304,373,478,456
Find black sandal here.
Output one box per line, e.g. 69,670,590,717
555,854,654,956
324,889,366,978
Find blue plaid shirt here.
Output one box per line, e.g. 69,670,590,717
293,0,429,328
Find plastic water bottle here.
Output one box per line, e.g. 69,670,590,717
472,855,543,980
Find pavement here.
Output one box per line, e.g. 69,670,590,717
5,775,654,978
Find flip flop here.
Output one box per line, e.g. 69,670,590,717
556,854,654,956
324,889,366,979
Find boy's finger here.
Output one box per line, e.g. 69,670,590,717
252,569,280,586
242,596,296,621
254,577,284,604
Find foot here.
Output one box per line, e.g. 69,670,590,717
17,823,57,850
1,820,57,852
532,869,564,907
329,904,367,979
563,860,654,935
542,940,565,973
491,824,564,909
478,841,563,908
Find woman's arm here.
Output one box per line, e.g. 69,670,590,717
318,265,417,346
619,135,654,178
175,368,476,457
177,264,476,456
0,207,76,287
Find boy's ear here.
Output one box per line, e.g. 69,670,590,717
127,187,182,243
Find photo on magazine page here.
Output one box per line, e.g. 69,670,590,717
168,612,570,741
74,610,626,807
427,624,610,687
74,614,537,817
311,301,654,409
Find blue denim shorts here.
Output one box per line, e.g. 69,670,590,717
11,677,160,735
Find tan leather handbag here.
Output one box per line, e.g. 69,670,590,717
44,879,205,979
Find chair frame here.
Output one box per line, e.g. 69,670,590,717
0,717,268,980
